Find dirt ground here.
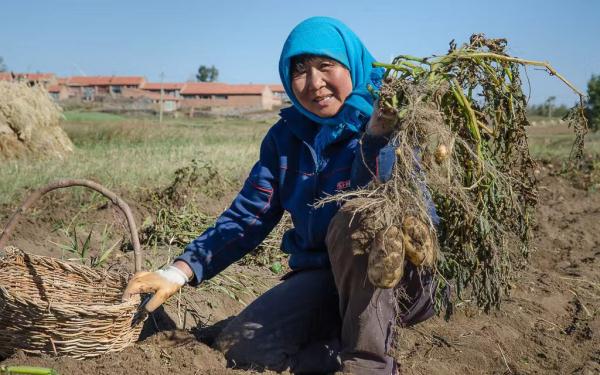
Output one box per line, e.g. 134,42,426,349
392,163,600,374
0,163,599,374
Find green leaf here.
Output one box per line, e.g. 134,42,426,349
95,240,119,268
270,261,283,274
81,229,93,261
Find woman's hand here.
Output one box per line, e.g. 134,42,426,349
366,100,398,137
122,261,193,312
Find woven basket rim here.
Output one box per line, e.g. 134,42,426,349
0,246,141,313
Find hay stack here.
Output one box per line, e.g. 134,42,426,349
0,81,73,159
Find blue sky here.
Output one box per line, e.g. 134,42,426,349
1,0,598,105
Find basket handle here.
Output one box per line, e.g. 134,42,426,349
0,179,143,272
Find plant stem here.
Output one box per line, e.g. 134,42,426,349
372,62,416,75
451,79,484,162
0,366,58,375
394,54,431,64
444,51,584,97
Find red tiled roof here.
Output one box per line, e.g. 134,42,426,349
110,76,145,85
47,85,62,93
141,82,185,90
68,76,110,86
57,78,68,84
68,76,145,86
0,72,12,81
181,83,268,95
15,73,55,81
269,84,285,93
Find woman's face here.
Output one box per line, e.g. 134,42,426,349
290,57,353,118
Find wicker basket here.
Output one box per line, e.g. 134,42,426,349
0,179,145,359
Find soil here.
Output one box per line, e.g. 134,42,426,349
1,164,599,374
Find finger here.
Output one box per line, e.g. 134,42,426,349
123,282,163,302
130,271,151,280
144,291,168,313
122,283,141,302
122,272,152,301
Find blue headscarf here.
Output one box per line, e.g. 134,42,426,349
278,17,383,169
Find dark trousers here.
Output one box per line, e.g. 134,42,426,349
214,201,436,374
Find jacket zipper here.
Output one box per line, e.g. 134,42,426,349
304,140,319,246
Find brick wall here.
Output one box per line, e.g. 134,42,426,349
180,94,264,109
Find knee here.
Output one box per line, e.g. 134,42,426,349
326,198,379,258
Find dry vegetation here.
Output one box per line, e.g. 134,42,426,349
322,35,589,314
0,112,274,205
0,81,73,160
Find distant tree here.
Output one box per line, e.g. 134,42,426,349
544,96,556,118
585,74,600,132
527,103,543,117
553,104,570,118
196,65,219,82
527,99,570,119
0,57,6,72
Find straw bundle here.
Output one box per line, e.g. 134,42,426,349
0,81,73,159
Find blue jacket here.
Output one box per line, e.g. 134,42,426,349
177,106,441,285
175,106,404,285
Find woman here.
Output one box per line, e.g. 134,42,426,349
123,16,436,374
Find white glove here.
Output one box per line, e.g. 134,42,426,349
122,265,190,312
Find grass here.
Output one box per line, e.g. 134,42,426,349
63,110,127,123
0,111,272,205
527,115,563,123
1,110,598,207
527,123,600,159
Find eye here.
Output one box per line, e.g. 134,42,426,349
319,61,334,70
291,66,306,79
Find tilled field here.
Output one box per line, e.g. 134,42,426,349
0,168,598,374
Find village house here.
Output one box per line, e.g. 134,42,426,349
140,82,185,97
14,73,57,87
3,71,285,111
1,72,67,100
121,88,181,112
48,83,70,101
66,76,145,101
0,72,58,87
269,84,288,103
180,83,281,110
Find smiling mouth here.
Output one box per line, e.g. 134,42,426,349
313,94,333,104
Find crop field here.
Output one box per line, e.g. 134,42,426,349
529,121,600,160
0,112,274,205
3,112,598,206
0,112,599,374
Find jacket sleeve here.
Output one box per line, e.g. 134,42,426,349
351,134,440,226
175,131,283,285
